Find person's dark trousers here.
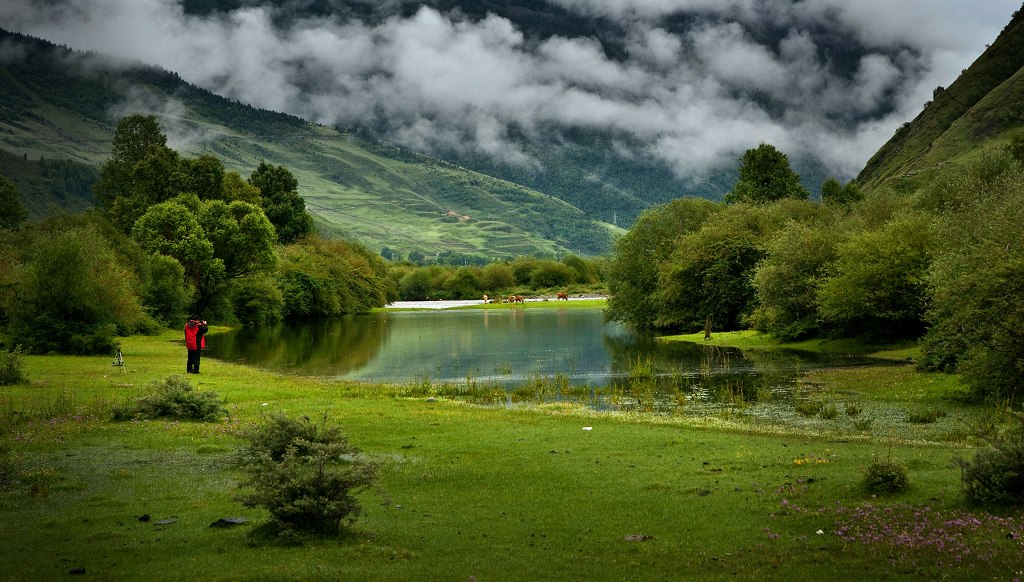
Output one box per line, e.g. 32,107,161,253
187,349,202,374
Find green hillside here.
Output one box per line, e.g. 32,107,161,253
0,29,619,258
857,6,1024,192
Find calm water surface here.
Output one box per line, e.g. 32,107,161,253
210,307,878,388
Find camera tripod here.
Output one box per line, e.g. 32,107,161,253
112,347,125,372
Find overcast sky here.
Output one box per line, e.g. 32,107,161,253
1,0,1020,180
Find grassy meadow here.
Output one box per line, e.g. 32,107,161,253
2,324,1023,581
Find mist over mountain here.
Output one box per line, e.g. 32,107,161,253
2,0,1017,225
0,27,621,258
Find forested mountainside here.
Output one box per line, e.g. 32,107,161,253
177,0,895,221
0,28,617,258
857,7,1024,192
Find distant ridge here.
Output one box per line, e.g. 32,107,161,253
857,5,1024,192
0,28,617,258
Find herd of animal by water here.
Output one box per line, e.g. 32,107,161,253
481,291,570,304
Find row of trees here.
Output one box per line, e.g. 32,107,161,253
0,115,391,355
387,254,603,301
606,142,1023,401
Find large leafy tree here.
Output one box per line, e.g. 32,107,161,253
93,114,175,232
131,198,222,309
249,162,315,244
725,143,809,204
605,197,720,330
91,116,299,318
816,211,935,340
200,199,277,280
142,253,192,327
7,223,150,354
821,177,864,206
277,237,389,318
177,154,226,201
749,213,839,340
654,203,782,331
132,195,276,314
920,153,1024,400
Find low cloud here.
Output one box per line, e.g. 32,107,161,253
0,0,1018,181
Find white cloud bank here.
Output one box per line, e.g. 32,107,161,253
0,0,1018,180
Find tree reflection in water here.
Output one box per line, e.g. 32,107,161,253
212,309,883,397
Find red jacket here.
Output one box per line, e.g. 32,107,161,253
184,320,208,351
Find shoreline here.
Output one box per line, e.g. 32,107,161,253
385,295,607,310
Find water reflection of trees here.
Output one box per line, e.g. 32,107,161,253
210,315,388,375
603,333,740,374
602,334,798,406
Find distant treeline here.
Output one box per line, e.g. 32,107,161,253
0,152,98,218
387,254,603,301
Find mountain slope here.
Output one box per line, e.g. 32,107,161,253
180,0,842,220
857,7,1024,192
0,29,618,257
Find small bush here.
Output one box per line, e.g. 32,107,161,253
845,402,863,416
794,399,824,417
0,346,28,386
819,404,839,420
853,418,874,431
959,415,1024,506
863,454,909,495
235,412,378,539
907,408,947,424
112,375,226,421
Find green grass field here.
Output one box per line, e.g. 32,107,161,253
1,328,1022,580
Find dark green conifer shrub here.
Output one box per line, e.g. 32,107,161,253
112,375,226,421
959,415,1024,506
863,454,909,494
235,412,378,540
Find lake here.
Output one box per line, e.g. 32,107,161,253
209,306,884,413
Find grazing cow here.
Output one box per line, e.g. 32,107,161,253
556,292,569,301
508,295,525,304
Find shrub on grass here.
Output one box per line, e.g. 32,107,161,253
819,404,839,420
863,454,909,495
0,345,28,386
794,399,824,417
112,375,226,421
958,415,1024,506
907,408,946,424
853,418,874,431
235,412,378,540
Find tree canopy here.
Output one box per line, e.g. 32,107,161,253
725,143,809,204
249,161,315,244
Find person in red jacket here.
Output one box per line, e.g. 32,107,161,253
184,316,208,374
